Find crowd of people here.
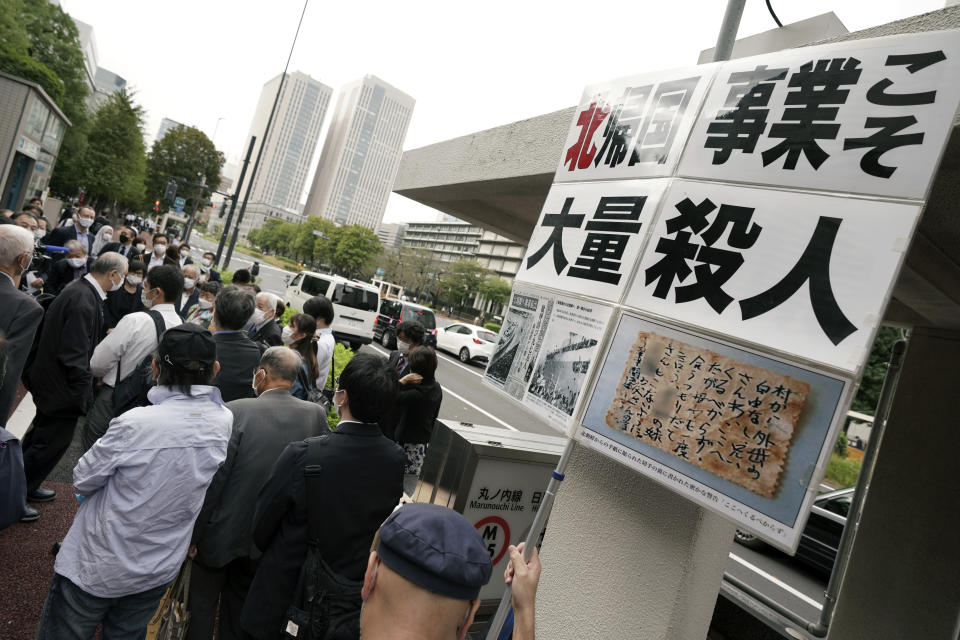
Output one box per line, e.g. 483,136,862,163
0,201,541,639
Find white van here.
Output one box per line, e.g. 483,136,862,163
284,271,380,349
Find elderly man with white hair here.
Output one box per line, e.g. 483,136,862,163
21,252,128,515
175,263,201,319
248,291,283,351
0,225,44,459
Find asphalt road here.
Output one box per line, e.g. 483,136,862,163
188,235,292,295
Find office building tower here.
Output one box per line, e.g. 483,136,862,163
243,71,332,212
303,75,414,230
156,118,184,143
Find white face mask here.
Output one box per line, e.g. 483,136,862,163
153,244,167,256
397,340,410,355
103,233,113,242
141,287,156,308
126,275,142,286
180,250,190,259
183,277,196,290
67,257,86,268
34,229,45,240
250,309,267,326
281,326,295,345
198,298,213,310
251,368,263,395
76,216,94,228
201,258,212,268
109,272,123,292
135,243,146,252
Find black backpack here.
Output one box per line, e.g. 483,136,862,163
113,310,166,414
282,436,362,640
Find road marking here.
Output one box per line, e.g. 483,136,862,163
368,344,517,431
435,348,485,379
819,484,833,491
729,553,823,610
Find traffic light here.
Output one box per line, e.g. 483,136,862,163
153,199,160,212
163,181,177,202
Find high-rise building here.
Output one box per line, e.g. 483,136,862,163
243,71,332,212
376,222,406,249
72,18,126,111
155,118,184,143
303,75,414,230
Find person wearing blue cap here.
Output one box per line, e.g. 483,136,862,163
359,502,542,640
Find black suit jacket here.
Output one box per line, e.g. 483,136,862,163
250,318,282,351
212,331,261,403
44,257,91,295
206,268,222,283
174,288,200,318
193,389,330,568
99,242,142,261
44,226,95,255
26,278,103,415
394,378,443,445
0,276,43,424
241,422,404,638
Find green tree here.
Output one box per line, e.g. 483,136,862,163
438,259,491,312
851,326,902,415
145,125,224,208
81,88,146,210
328,226,382,278
478,276,512,308
0,1,66,107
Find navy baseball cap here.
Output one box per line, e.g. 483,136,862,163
376,503,493,600
158,323,216,372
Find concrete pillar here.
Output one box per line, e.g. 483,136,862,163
828,327,960,639
537,442,735,640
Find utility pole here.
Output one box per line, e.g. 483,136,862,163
215,135,255,266
712,0,746,62
224,0,310,270
182,174,206,243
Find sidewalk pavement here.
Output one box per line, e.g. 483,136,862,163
2,392,89,639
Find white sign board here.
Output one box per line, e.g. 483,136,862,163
485,284,612,429
462,457,555,601
556,66,717,182
678,30,960,200
624,180,921,373
514,179,668,301
579,313,851,551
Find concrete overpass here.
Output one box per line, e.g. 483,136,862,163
395,6,960,639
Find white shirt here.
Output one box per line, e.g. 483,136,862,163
315,327,335,389
83,273,106,301
147,254,165,271
179,290,194,312
90,303,182,386
55,385,232,598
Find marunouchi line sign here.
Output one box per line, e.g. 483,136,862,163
484,28,960,551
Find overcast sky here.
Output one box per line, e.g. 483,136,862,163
60,0,945,224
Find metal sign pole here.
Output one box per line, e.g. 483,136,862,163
484,436,576,640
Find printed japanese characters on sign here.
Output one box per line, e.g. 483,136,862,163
556,66,718,182
606,331,809,498
516,179,668,301
626,180,921,372
679,30,960,199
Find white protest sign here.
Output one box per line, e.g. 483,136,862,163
514,179,668,302
556,66,717,182
678,29,960,200
624,179,920,373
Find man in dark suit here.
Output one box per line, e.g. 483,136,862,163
188,347,329,640
248,291,282,351
42,240,90,295
200,252,222,283
380,321,425,440
98,227,142,261
21,252,128,509
0,226,44,425
174,264,201,318
240,352,405,639
211,285,260,403
43,206,96,256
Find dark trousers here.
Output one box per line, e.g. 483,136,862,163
187,556,259,640
35,572,168,640
21,409,80,494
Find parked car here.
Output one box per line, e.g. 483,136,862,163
436,323,498,365
284,271,380,350
374,299,438,349
734,487,853,576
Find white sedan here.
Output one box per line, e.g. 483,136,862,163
436,323,498,364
